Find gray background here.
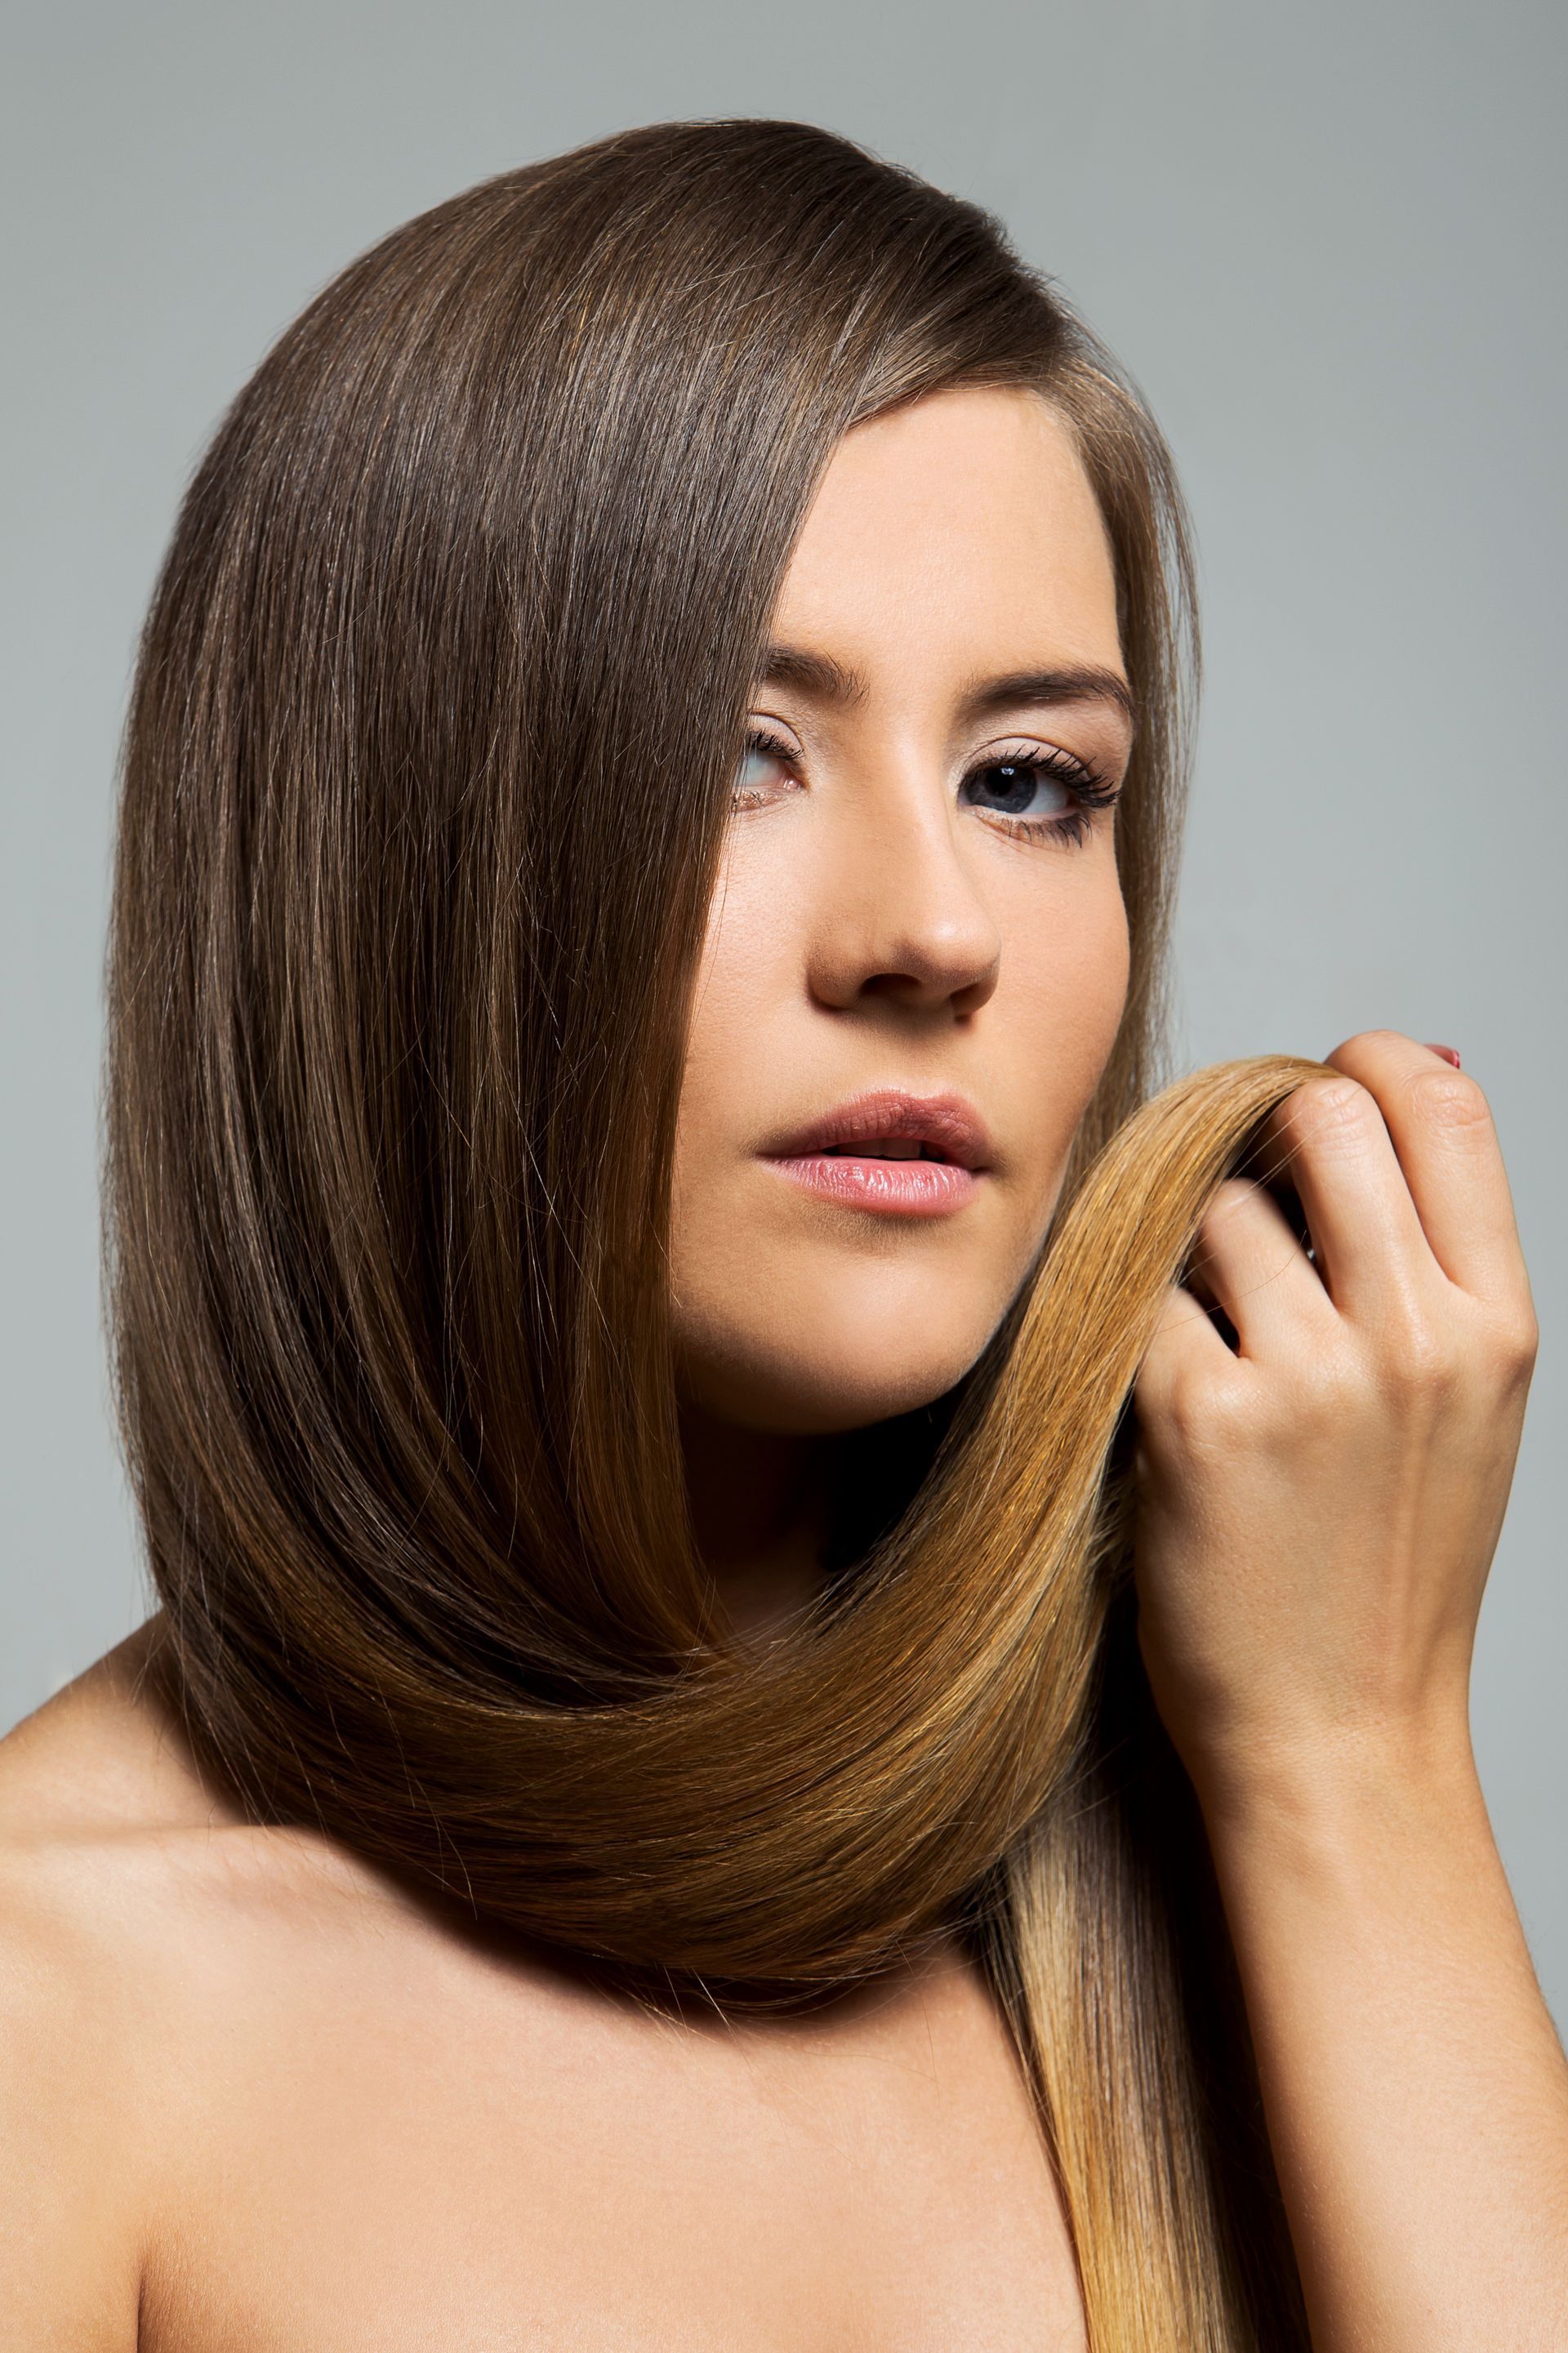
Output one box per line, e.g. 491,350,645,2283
4,2,1563,2016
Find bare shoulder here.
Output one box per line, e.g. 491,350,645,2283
0,1618,390,2346
0,1622,185,2344
0,1629,1089,2351
0,1609,414,2005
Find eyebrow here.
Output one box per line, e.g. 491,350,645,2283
756,642,1138,733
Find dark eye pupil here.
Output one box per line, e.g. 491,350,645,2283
978,760,1038,815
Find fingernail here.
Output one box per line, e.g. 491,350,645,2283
1423,1042,1462,1068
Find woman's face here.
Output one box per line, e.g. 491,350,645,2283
670,384,1134,1436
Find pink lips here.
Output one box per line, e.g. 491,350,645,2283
760,1087,992,1220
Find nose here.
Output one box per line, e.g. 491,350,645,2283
805,761,1002,1019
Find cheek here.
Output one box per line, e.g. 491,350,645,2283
673,860,792,1141
1003,869,1132,1173
668,853,797,1242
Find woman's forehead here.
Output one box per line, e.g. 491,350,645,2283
764,394,1125,719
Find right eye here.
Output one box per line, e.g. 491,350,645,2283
732,726,799,807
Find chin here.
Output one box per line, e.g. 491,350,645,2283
675,1313,997,1437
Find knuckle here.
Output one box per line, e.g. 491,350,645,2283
1486,1301,1540,1379
1285,1075,1381,1154
1160,1361,1250,1451
1407,1064,1492,1135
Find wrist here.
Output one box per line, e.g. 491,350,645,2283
1183,1711,1485,1858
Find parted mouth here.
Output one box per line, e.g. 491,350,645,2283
760,1088,995,1173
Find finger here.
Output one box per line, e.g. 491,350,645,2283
1323,1031,1530,1304
1134,1277,1236,1411
1184,1177,1334,1361
1247,1070,1432,1322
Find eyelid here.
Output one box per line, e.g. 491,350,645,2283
740,720,1121,798
743,724,1087,771
746,714,806,756
975,723,1120,767
979,731,1080,763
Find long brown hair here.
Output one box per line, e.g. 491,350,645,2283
104,118,1316,2344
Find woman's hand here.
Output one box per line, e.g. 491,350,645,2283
1129,1030,1568,2353
1130,1027,1539,1816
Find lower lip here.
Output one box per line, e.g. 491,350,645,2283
764,1152,983,1218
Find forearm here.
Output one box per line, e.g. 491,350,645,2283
1201,1736,1568,2353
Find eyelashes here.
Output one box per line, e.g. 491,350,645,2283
958,742,1123,849
732,724,1123,849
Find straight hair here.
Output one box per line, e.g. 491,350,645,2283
104,117,1316,2345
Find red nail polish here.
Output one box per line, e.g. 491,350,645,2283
1424,1042,1461,1068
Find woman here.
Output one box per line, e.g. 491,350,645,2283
2,116,1563,2349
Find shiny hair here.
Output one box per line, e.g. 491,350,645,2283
103,117,1318,2344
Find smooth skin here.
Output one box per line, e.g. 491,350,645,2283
1135,1049,1568,2347
1,384,1563,2346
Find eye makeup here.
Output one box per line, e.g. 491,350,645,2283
732,724,1122,849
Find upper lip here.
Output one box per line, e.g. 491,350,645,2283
761,1088,996,1171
